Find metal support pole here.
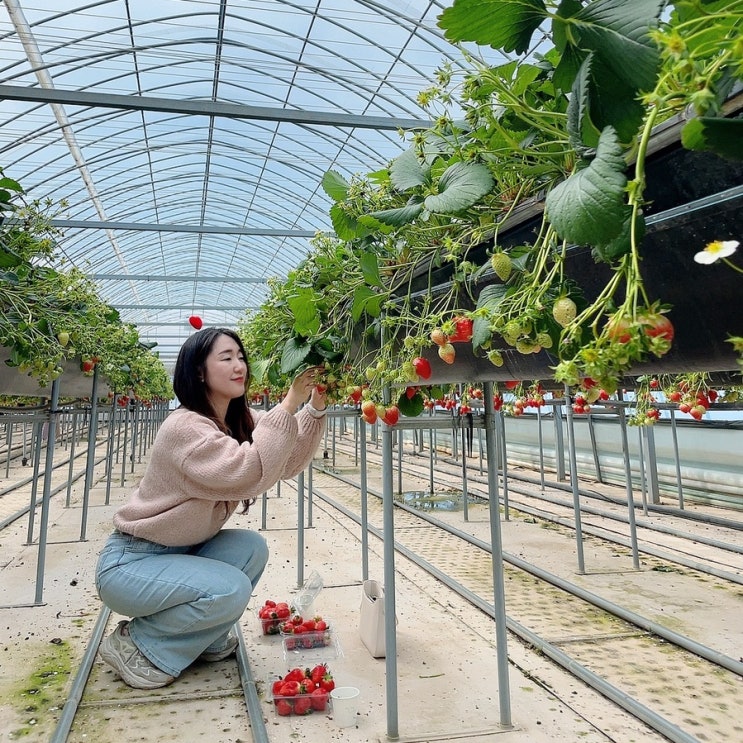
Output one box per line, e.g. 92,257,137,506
537,405,546,492
381,384,399,741
359,416,369,582
296,469,305,588
65,411,79,506
34,379,61,604
461,420,469,521
397,428,403,494
496,411,510,521
80,371,100,541
669,408,684,509
587,412,603,482
563,385,586,574
25,417,45,544
637,427,649,516
482,381,512,728
644,425,661,505
617,403,641,569
554,401,566,481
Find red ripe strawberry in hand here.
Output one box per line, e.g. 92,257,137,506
188,315,203,330
412,356,432,380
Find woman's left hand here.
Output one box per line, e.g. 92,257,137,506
282,366,324,411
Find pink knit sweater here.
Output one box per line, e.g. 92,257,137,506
113,404,325,546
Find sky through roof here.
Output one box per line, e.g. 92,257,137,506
0,0,506,367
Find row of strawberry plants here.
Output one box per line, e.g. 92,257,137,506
0,170,171,401
238,2,741,419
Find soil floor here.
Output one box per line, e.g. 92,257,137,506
1,444,741,743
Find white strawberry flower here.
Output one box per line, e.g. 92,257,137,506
693,239,739,265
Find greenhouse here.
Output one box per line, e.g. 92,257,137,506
0,2,741,742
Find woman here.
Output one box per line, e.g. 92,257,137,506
95,327,327,689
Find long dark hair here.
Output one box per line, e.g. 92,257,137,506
172,327,256,511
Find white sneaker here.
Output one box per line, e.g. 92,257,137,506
100,620,175,690
199,632,238,662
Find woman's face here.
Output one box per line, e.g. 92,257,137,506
203,334,248,411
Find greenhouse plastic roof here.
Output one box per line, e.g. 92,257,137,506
0,0,508,368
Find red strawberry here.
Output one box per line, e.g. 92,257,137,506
310,664,327,685
382,405,400,426
188,315,203,330
275,699,293,716
284,668,305,683
361,400,377,424
310,688,329,711
448,315,473,343
412,356,432,380
293,696,312,715
279,680,301,696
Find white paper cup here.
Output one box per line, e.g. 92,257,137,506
330,686,360,728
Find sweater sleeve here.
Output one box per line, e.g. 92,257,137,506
279,405,327,479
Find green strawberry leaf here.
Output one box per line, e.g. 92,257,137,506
370,197,424,227
567,53,599,151
424,162,494,214
249,357,271,384
389,146,430,191
681,117,743,161
564,0,664,94
591,209,643,263
280,337,312,375
352,285,382,322
545,126,628,246
359,250,384,288
438,0,548,55
321,170,350,202
288,288,321,336
329,203,361,241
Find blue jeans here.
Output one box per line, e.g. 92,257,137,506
95,528,268,677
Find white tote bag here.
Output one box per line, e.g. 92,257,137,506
359,579,387,658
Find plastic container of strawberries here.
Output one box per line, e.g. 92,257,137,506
271,687,332,717
281,628,342,662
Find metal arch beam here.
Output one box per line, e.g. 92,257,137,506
114,304,254,311
89,274,267,283
0,84,429,130
39,219,316,236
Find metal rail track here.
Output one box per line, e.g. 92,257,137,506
304,460,743,743
48,610,268,743
343,439,743,585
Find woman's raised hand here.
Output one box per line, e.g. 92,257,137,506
282,366,325,412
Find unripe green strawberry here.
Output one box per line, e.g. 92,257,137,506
552,297,577,328
535,331,553,349
490,252,512,281
487,350,504,367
